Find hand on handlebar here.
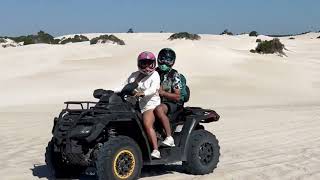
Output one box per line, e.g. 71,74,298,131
134,91,145,97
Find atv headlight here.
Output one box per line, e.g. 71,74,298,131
80,126,92,135
70,125,93,139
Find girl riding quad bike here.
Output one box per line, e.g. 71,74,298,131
123,51,162,159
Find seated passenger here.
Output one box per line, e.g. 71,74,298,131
154,48,182,147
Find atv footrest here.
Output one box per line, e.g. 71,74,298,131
144,147,182,165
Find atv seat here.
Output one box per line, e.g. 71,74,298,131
167,105,187,134
167,106,184,123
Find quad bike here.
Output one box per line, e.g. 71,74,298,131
46,82,220,179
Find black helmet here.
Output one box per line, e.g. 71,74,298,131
157,48,176,67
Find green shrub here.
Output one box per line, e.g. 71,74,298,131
15,36,35,45
35,30,55,44
127,28,134,33
2,44,17,48
269,31,311,37
53,39,61,44
249,31,258,37
254,38,285,55
0,38,6,43
60,35,89,44
9,30,56,45
90,34,125,45
250,49,256,53
256,39,262,42
168,32,201,40
220,29,233,35
300,31,311,35
10,36,30,45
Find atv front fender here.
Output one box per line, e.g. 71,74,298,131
85,123,105,142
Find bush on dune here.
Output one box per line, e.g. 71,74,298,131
127,28,134,33
60,35,89,44
53,39,61,44
249,31,258,37
0,38,7,43
250,49,256,53
11,35,33,45
220,29,233,35
9,31,57,45
0,37,22,48
90,34,125,45
251,39,286,55
168,32,201,40
269,31,311,37
251,38,286,56
36,30,56,44
300,31,311,35
289,37,295,40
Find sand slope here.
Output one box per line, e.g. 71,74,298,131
0,33,320,180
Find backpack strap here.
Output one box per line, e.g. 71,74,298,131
156,67,165,81
168,68,177,79
134,72,146,84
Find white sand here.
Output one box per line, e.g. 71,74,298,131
0,32,320,180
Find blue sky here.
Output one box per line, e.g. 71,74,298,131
1,0,320,37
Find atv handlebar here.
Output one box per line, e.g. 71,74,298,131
119,82,139,97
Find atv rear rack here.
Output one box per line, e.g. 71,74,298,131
64,101,97,110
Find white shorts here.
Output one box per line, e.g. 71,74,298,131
140,96,161,114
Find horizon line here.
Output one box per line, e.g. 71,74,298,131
1,30,319,38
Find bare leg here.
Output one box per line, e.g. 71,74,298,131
154,104,172,137
143,109,158,150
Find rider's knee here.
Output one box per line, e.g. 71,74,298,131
154,107,160,115
154,105,165,116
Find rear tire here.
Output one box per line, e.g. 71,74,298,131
96,136,142,180
182,130,220,175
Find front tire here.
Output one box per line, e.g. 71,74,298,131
45,138,84,178
96,136,142,180
182,130,220,175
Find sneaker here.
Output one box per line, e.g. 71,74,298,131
162,136,175,147
151,150,161,159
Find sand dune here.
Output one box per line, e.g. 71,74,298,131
0,32,320,180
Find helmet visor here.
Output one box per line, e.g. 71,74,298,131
138,59,156,69
158,56,174,66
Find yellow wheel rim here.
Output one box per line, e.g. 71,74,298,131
113,149,136,179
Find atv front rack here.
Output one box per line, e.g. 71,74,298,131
64,101,97,110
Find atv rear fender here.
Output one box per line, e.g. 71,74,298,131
180,107,220,161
